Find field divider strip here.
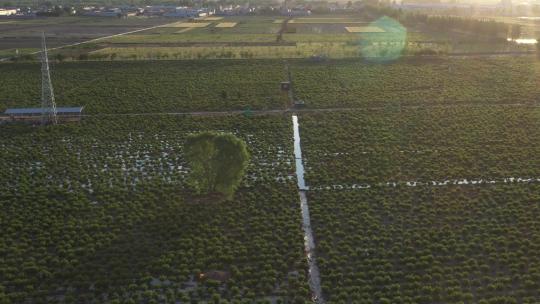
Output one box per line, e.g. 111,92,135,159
71,102,540,118
310,176,540,191
292,115,325,303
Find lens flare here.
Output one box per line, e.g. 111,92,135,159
359,16,407,62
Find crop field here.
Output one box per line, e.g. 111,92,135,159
79,15,434,60
175,28,194,33
0,47,39,58
2,14,535,62
3,40,540,303
0,60,289,113
293,57,540,108
299,107,540,187
103,32,279,43
296,105,540,302
2,57,540,113
105,17,280,45
286,21,371,34
77,25,530,60
308,186,540,303
282,34,358,42
0,16,169,53
0,114,311,303
281,32,424,43
90,43,360,60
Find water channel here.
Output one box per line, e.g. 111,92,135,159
292,115,324,303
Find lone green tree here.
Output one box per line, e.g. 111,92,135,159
185,132,250,198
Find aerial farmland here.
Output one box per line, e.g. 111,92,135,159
1,3,540,304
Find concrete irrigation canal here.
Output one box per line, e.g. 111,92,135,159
292,115,325,304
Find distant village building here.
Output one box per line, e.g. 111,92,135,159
3,107,84,123
281,7,311,16
142,5,213,17
142,5,173,16
216,5,254,16
0,8,18,16
0,7,36,19
163,7,214,18
82,7,122,17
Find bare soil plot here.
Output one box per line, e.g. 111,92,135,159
195,16,223,21
162,22,211,28
345,26,386,33
215,22,237,28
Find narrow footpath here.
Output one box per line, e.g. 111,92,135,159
82,101,540,118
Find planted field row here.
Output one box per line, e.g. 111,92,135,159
298,103,540,303
0,60,289,114
299,107,540,186
90,43,363,61
0,115,310,303
3,57,540,114
0,115,295,193
107,32,279,43
293,57,540,108
106,17,281,45
308,186,540,303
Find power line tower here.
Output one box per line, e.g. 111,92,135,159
40,32,57,125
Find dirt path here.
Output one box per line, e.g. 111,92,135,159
276,17,292,43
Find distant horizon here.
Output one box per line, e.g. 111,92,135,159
400,0,539,4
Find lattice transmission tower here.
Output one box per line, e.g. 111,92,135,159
40,32,57,125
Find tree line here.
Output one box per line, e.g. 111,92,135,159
362,5,516,40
